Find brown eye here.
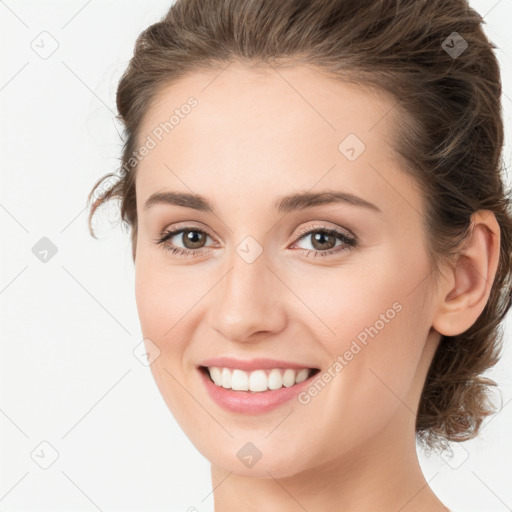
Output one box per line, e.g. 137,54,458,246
155,226,214,256
292,226,358,258
309,231,337,251
180,230,208,249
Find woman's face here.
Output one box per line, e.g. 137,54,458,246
133,63,442,478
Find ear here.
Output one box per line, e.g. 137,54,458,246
432,210,501,337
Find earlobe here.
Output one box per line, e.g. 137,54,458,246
432,210,501,337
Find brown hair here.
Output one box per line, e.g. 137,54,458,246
87,0,512,453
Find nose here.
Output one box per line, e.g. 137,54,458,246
208,250,288,343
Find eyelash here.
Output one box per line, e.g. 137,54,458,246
153,224,358,259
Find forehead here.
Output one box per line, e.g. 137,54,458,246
138,62,398,149
134,63,421,221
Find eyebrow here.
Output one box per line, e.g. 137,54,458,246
143,190,381,214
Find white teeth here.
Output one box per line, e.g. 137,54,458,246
249,370,267,392
268,368,282,390
231,369,248,391
206,366,313,392
295,368,309,383
221,368,231,389
209,367,222,386
282,368,296,387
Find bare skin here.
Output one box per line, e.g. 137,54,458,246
132,62,500,512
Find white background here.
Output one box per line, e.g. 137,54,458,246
0,1,511,511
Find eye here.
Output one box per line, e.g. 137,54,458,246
290,225,358,258
154,224,358,258
154,225,215,257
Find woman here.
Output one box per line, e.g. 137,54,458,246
87,0,512,510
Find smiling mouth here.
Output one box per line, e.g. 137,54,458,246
199,365,321,393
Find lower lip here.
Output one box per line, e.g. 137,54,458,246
198,367,317,414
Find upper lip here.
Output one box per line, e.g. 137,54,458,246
199,356,319,371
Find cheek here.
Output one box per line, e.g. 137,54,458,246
134,254,197,341
295,304,428,460
134,263,166,339
306,240,431,361
134,261,201,423
134,257,214,389
134,261,192,404
296,255,430,419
